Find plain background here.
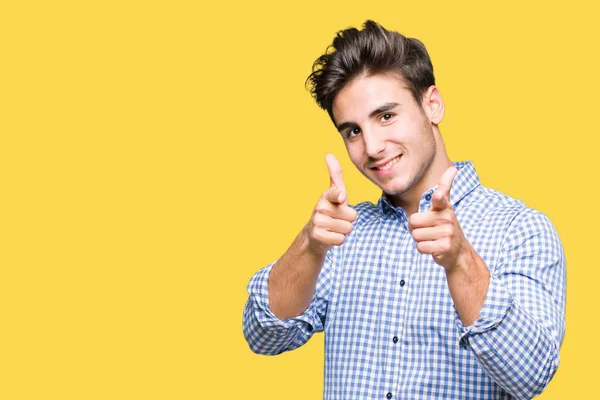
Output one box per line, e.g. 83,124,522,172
1,0,598,398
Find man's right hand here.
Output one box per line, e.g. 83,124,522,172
304,154,358,255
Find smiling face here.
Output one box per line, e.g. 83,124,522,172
332,72,450,210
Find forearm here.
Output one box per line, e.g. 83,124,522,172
462,211,565,398
243,245,333,355
445,246,490,326
243,154,354,354
268,228,327,320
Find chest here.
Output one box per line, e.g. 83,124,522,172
325,211,507,336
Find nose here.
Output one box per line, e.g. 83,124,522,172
363,128,385,158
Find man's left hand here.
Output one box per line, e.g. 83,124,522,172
409,166,473,271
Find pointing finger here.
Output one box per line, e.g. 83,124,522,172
431,166,458,211
325,154,347,204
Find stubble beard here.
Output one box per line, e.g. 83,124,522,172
378,129,437,201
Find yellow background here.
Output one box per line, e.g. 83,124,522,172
1,0,597,398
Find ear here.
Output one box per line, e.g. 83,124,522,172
421,85,445,125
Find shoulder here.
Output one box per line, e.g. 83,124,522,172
504,206,561,249
460,185,530,226
471,186,560,247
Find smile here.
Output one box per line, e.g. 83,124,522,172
375,156,401,171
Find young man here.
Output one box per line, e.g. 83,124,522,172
243,20,566,399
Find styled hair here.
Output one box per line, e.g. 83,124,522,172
306,20,435,124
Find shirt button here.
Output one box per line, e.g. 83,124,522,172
425,193,432,201
392,336,398,343
386,392,393,399
400,279,405,287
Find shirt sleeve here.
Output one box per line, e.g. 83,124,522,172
455,208,566,399
242,248,335,355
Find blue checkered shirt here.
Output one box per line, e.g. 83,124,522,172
243,161,566,399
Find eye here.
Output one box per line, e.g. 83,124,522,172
380,113,394,122
346,127,361,138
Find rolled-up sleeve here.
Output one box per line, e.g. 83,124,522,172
455,208,566,399
243,250,335,355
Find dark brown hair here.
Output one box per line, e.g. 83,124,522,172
306,20,435,125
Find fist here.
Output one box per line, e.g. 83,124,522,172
409,166,471,271
304,154,358,255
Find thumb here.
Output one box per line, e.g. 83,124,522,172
325,154,347,204
431,166,458,211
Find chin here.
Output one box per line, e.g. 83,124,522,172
363,169,410,195
379,176,410,194
384,186,409,197
373,181,406,197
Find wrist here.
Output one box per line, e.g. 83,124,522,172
446,245,476,275
446,246,489,282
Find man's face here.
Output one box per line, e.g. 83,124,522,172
332,73,439,203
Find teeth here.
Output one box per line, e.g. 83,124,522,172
376,156,400,170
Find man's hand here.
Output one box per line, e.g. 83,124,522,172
409,166,472,271
304,154,358,255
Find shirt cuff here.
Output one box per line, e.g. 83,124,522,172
455,273,514,347
246,262,323,333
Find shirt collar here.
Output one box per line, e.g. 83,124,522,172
377,161,481,216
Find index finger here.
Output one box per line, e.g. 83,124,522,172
437,166,458,195
325,154,347,203
431,166,457,211
325,154,345,189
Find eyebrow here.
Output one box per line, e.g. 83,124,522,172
336,102,401,133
